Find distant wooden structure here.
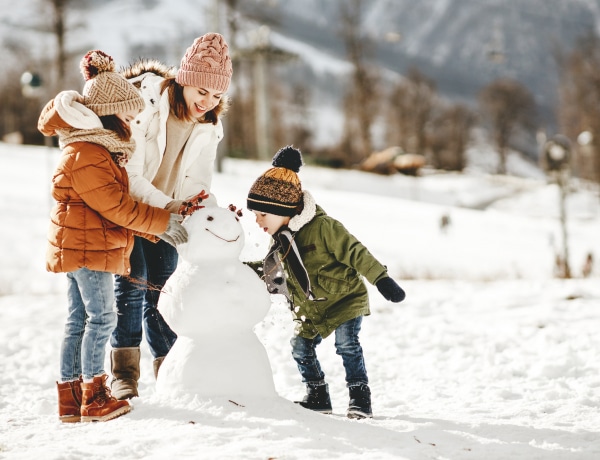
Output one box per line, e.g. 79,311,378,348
360,146,426,176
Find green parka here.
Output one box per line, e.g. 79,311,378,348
257,191,390,339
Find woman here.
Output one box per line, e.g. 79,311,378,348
38,50,187,422
109,32,233,399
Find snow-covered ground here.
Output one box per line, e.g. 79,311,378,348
1,142,599,460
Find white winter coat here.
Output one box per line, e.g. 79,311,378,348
127,72,222,208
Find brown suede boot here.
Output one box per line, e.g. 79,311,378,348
153,356,165,379
57,377,83,423
110,347,141,400
80,374,131,422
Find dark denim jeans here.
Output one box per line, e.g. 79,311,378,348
290,316,368,387
111,236,178,358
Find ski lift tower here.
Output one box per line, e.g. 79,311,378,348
235,26,297,160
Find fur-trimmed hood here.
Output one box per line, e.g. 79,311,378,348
121,59,176,84
289,190,317,232
38,90,102,135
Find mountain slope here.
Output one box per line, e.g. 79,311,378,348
238,0,600,127
2,0,599,150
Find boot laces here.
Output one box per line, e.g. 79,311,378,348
94,379,113,404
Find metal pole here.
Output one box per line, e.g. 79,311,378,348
558,170,571,278
253,51,270,160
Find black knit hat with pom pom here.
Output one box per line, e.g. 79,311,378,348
247,146,304,217
80,50,145,117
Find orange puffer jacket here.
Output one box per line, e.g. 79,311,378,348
39,98,171,275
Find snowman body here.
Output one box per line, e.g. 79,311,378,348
156,206,276,400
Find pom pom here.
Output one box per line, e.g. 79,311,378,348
80,50,115,81
272,146,303,173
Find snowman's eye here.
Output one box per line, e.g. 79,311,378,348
207,216,214,221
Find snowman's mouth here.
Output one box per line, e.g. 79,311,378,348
206,228,240,243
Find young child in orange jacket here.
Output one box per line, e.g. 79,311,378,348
38,50,188,423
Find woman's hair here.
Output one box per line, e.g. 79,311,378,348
160,77,229,124
99,115,132,141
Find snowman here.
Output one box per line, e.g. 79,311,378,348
156,205,277,402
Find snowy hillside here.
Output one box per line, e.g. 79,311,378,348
237,0,600,127
1,142,600,459
3,0,600,139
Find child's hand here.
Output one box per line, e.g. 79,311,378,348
158,214,188,246
376,277,405,303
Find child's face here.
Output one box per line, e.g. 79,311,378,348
252,211,290,235
116,108,141,126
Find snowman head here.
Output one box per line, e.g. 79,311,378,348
177,206,245,263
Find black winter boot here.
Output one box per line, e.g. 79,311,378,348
295,382,332,414
347,384,373,419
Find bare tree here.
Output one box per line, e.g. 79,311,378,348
386,67,436,155
558,31,600,184
49,0,68,91
0,0,75,144
224,75,256,159
338,0,379,166
271,83,312,156
478,78,536,174
427,103,476,171
34,0,73,92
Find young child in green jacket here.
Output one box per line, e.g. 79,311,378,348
247,146,405,419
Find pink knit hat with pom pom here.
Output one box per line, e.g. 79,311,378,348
80,50,145,117
176,33,233,93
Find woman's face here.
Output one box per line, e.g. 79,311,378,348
183,86,223,120
115,108,140,126
252,211,290,235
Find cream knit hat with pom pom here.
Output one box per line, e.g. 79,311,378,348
80,50,145,117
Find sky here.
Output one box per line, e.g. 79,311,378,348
1,142,600,460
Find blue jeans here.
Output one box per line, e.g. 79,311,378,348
290,316,368,387
60,268,117,381
111,237,178,358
